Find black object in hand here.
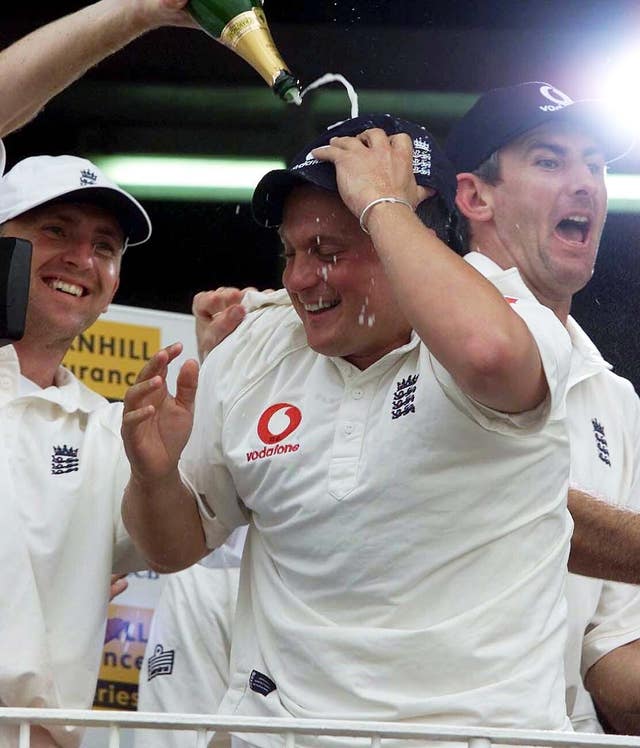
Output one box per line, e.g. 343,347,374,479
0,237,32,347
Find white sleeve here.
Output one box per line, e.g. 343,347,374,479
430,293,571,434
180,304,300,547
582,581,640,676
582,389,640,674
180,334,249,549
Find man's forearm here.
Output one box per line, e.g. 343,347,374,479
122,469,208,573
585,639,640,734
0,0,171,136
569,487,640,583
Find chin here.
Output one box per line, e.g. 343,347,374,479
555,265,593,294
306,339,339,357
305,330,352,357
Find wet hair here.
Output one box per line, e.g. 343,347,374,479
416,194,467,255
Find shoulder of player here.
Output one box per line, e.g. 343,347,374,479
200,301,306,387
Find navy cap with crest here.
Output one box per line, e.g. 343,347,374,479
445,81,635,174
252,113,457,228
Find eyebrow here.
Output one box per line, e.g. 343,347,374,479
524,140,605,160
39,209,125,242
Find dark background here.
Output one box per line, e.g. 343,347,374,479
3,1,640,388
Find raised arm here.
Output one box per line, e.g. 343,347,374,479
0,0,195,137
313,129,548,414
121,342,207,573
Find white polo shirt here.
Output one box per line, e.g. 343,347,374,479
136,526,247,748
182,251,573,747
0,344,141,748
563,318,640,732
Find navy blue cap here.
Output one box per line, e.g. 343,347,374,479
445,81,635,174
252,113,457,228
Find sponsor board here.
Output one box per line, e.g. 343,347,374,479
62,303,197,399
63,319,159,401
94,602,153,711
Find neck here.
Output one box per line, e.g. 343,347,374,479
469,244,571,328
529,291,571,327
13,337,68,388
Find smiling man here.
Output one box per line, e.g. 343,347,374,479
0,154,151,748
121,114,575,745
445,80,640,734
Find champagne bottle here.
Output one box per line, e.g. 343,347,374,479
187,0,301,105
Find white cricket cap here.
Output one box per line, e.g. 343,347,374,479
0,154,151,245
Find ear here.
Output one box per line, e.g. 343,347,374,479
455,172,495,224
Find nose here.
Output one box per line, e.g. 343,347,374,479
60,238,95,270
568,162,600,198
283,251,323,292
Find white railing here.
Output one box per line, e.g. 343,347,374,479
1,709,639,748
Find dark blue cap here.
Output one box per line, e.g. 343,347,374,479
445,81,635,174
252,113,457,228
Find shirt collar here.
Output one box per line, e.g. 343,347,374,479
565,316,611,387
6,343,107,412
330,332,420,382
48,365,109,413
463,251,540,303
464,251,611,385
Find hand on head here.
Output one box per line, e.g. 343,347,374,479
312,128,429,221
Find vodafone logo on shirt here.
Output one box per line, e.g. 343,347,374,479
247,402,302,462
257,403,302,443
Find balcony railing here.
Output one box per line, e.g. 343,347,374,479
1,709,638,748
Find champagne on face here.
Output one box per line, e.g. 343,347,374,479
187,0,301,104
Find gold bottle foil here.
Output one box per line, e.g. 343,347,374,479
219,7,291,87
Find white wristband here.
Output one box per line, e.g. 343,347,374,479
359,196,414,234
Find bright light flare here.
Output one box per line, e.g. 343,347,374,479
600,48,640,144
92,154,640,213
91,155,286,202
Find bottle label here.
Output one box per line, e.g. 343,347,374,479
220,7,268,50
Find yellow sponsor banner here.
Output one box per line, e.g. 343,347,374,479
62,319,160,400
94,602,154,711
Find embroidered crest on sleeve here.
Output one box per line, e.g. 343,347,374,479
591,418,611,467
